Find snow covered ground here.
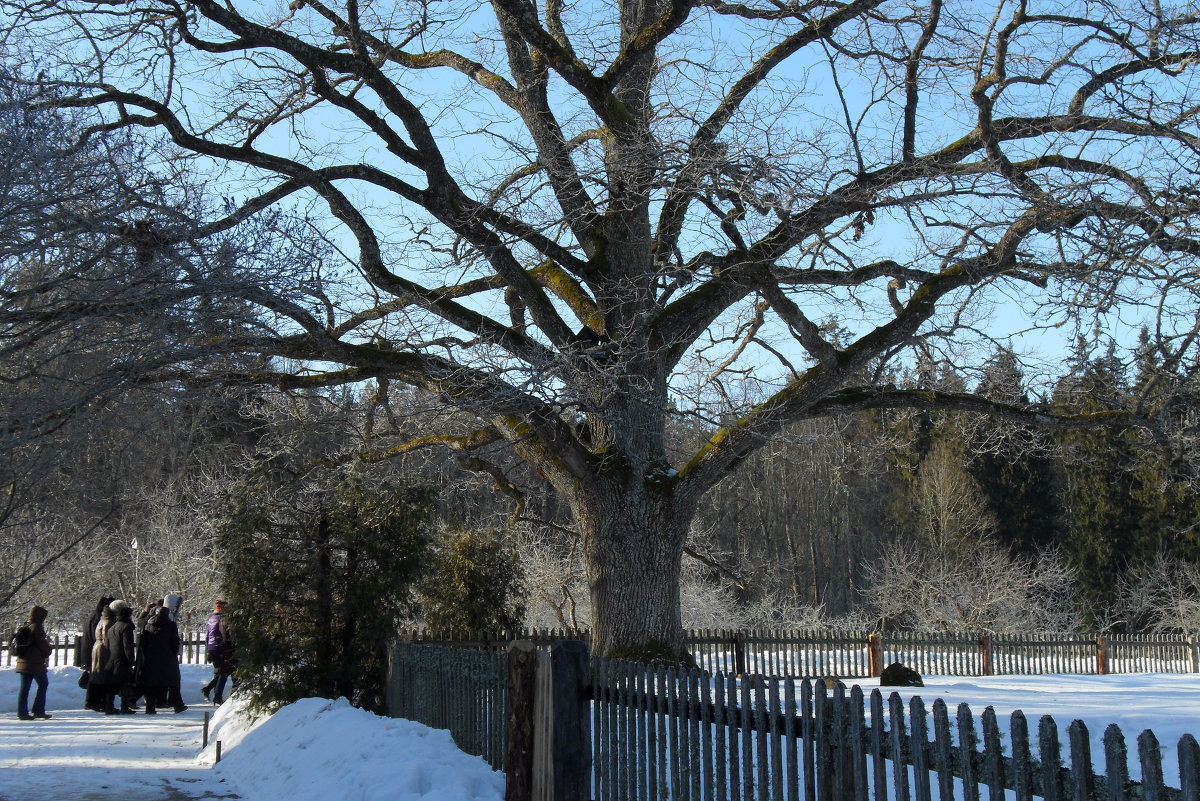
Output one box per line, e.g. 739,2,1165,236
0,665,1197,800
0,664,504,801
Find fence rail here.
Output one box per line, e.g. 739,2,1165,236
401,628,1200,678
2,632,210,668
386,635,1200,801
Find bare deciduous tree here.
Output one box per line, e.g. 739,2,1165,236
3,0,1200,657
868,539,1081,634
1114,553,1200,634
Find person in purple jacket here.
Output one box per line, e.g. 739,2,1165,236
200,600,235,704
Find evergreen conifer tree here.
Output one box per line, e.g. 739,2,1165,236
970,348,1063,555
219,478,434,711
418,528,527,632
1052,344,1142,623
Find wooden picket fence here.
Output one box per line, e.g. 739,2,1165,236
1,631,210,667
591,660,1200,801
386,637,1200,801
398,627,1200,678
386,640,508,770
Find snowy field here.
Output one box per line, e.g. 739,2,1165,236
850,673,1200,784
0,665,1198,800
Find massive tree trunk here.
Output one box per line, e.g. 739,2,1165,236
575,479,695,661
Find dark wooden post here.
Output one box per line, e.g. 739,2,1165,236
815,683,833,801
1189,636,1199,674
834,684,856,801
733,631,747,677
1095,636,1109,676
979,635,993,677
867,633,884,678
505,640,538,801
550,640,591,801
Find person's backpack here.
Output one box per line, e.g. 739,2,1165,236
11,625,33,659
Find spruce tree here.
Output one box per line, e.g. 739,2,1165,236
1127,331,1200,571
970,348,1063,555
219,478,434,711
1052,344,1142,623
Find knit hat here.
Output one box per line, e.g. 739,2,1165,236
109,599,131,612
163,593,183,620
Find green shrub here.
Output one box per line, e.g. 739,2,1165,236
418,527,526,632
219,478,433,712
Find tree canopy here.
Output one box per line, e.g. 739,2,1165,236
2,0,1199,657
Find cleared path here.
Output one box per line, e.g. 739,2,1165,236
0,665,229,801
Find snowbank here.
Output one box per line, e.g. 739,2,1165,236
201,695,505,800
0,665,503,801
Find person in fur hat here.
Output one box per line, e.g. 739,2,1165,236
14,605,53,720
100,600,137,714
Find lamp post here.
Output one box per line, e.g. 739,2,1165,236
130,537,140,608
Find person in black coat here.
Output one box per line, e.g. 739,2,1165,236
99,600,137,714
135,607,187,714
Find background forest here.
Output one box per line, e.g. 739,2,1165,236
5,340,1197,642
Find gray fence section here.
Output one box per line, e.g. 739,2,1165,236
686,630,1200,678
385,636,1200,801
1107,633,1198,673
689,630,873,679
386,641,507,771
2,632,210,667
591,664,1200,801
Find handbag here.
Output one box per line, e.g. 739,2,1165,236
77,670,90,689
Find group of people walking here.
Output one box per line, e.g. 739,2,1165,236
80,595,191,715
13,596,236,720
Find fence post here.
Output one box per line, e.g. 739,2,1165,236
1095,636,1109,676
550,640,591,801
733,631,747,677
868,633,884,678
505,640,538,801
979,635,993,677
1189,636,1199,674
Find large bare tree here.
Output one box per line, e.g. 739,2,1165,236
3,0,1200,658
